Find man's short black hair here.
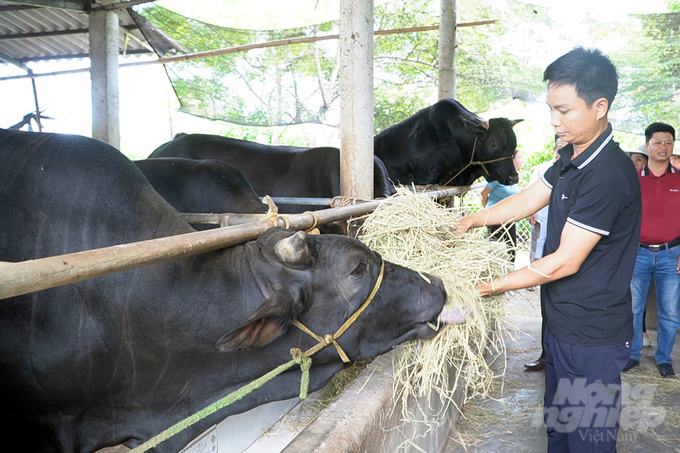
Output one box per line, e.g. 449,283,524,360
645,122,676,142
543,47,618,111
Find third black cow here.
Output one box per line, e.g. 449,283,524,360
374,98,522,186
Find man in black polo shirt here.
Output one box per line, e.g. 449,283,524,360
457,47,641,452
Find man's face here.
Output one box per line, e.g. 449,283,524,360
645,132,674,164
546,83,605,148
513,149,523,170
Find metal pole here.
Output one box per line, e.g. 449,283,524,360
28,70,42,132
0,21,496,83
0,187,474,301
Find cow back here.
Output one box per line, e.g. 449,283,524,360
134,157,268,215
149,134,394,210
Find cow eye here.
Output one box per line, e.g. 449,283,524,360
350,262,367,278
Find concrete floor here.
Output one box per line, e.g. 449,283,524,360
444,252,680,453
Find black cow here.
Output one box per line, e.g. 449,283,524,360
134,157,344,234
0,129,446,453
374,98,522,186
149,136,395,213
134,157,268,228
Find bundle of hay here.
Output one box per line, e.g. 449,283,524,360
358,188,512,423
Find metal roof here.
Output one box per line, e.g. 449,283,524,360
0,0,168,68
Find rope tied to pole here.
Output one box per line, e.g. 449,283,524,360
130,260,385,453
302,211,320,234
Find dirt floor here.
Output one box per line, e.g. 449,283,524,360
444,252,680,453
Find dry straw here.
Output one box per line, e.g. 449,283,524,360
358,188,512,429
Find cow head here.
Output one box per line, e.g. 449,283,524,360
462,116,523,186
216,228,446,362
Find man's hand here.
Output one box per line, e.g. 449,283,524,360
473,222,603,296
455,215,477,235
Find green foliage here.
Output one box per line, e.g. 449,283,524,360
138,0,680,149
519,140,555,189
137,0,555,131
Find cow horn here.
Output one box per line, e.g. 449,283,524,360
510,119,524,127
274,231,311,264
476,118,490,130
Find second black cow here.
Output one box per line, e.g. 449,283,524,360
150,139,395,213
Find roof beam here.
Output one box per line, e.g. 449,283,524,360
0,0,156,12
0,28,87,40
0,24,139,40
1,0,87,11
0,50,30,71
96,0,157,11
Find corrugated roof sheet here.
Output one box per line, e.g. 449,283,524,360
0,0,155,65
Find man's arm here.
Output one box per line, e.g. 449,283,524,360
458,180,551,234
477,221,602,295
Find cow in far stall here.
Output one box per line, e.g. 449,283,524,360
134,157,344,233
134,157,268,228
148,136,395,213
374,98,523,187
0,128,447,453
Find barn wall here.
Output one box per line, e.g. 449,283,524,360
281,348,464,453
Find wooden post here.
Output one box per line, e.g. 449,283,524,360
438,0,457,100
89,8,120,148
339,0,374,201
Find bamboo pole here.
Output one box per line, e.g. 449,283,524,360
0,21,496,82
0,186,476,301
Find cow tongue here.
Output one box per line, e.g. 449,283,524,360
438,306,470,325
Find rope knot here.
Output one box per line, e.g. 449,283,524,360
290,347,304,364
322,334,334,346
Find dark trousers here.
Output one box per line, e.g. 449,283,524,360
543,326,630,453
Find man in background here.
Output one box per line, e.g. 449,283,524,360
628,144,649,170
523,136,565,372
623,122,680,378
480,149,523,262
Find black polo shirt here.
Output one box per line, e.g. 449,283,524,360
540,124,641,346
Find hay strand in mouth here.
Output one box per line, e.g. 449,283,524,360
358,188,512,427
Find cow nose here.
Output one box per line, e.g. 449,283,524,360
428,274,445,289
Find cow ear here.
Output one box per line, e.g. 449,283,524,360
274,230,311,265
510,119,524,127
215,286,306,352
